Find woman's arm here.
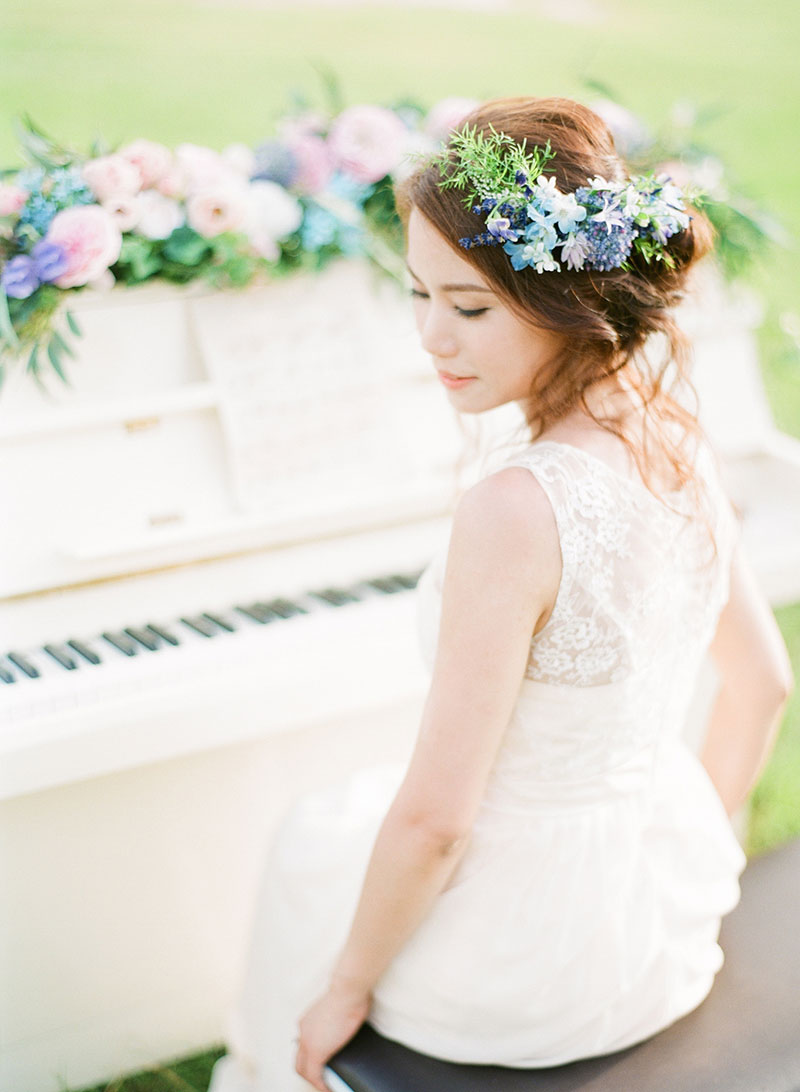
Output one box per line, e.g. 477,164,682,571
700,540,794,817
295,466,561,1090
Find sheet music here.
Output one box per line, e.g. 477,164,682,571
189,268,460,518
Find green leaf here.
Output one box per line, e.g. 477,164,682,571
0,288,20,349
65,310,82,337
14,113,77,169
310,60,346,116
46,338,70,385
52,327,77,359
27,343,40,376
163,227,212,267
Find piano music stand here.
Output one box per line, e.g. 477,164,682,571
326,836,800,1092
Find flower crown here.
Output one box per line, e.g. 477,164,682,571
433,125,693,274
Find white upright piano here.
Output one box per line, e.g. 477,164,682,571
1,259,797,1092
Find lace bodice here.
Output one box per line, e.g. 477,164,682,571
415,437,740,787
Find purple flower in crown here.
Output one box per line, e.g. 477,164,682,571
487,216,520,243
560,232,591,271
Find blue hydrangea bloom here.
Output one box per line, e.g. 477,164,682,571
328,172,375,207
300,204,339,250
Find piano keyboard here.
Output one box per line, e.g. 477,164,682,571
0,566,425,722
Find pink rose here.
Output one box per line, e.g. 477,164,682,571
186,181,250,237
45,205,123,288
135,191,185,240
155,164,187,199
101,195,140,233
287,134,334,194
424,97,480,141
328,105,409,184
0,183,28,217
82,154,142,202
119,139,173,188
176,143,236,194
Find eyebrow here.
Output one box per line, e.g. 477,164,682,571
406,265,493,293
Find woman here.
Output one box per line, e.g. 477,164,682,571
210,97,793,1092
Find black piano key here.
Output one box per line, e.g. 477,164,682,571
308,588,359,608
124,627,160,652
102,631,138,657
261,598,308,619
202,611,236,633
7,651,40,678
145,623,180,646
180,615,217,638
391,570,423,589
67,639,102,665
365,576,405,594
234,603,276,624
0,662,16,683
43,644,78,670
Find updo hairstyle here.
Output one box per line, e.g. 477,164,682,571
394,96,716,513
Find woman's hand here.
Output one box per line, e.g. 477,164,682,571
295,982,371,1091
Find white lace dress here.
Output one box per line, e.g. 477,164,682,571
209,438,746,1092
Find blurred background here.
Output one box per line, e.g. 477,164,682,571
1,1,798,1089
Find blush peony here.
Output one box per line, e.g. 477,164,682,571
82,154,142,202
328,105,409,184
119,139,173,189
186,180,250,237
45,205,123,288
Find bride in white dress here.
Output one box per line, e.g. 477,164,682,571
209,96,793,1091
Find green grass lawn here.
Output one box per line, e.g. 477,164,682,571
2,3,798,1089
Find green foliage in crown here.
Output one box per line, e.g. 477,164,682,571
433,124,556,207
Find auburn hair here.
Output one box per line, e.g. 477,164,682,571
394,96,718,538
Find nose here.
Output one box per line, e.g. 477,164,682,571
417,303,458,359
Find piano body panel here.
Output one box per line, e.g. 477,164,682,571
0,694,424,1092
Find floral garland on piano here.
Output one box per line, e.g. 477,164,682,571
0,92,784,391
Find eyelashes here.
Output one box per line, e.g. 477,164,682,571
409,288,489,319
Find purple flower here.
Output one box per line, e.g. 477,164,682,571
1,254,39,299
32,240,69,283
487,216,519,242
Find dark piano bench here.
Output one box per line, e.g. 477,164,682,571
328,837,800,1092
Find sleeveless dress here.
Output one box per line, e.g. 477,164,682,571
209,438,747,1092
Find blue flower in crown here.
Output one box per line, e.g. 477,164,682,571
434,125,693,275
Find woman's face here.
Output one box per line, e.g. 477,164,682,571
406,208,565,415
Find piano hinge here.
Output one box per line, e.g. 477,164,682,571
124,416,161,433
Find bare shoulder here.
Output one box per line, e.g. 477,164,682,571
447,467,562,627
454,465,558,543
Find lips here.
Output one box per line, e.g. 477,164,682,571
437,370,476,390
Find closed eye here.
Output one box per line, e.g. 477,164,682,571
410,289,488,319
